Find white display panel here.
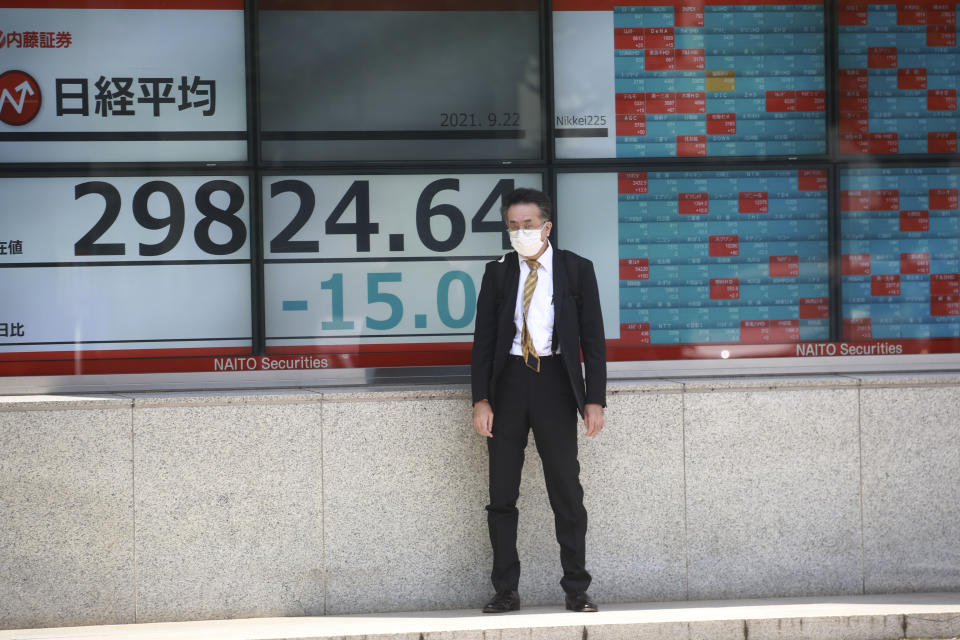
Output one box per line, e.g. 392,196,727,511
0,1,247,163
555,172,623,338
0,176,252,359
263,173,541,360
553,10,619,158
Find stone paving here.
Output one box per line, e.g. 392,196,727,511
2,592,960,640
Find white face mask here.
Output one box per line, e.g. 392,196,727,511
509,223,546,257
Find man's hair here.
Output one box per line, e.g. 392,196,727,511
500,187,552,222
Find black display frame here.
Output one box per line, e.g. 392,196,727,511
1,0,959,382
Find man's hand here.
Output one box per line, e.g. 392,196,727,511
473,400,494,438
584,403,604,437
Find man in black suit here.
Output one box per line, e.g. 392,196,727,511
471,187,606,614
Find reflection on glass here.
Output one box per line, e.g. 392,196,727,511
258,1,542,162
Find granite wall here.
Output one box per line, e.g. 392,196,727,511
2,373,959,630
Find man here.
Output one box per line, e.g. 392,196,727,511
471,187,606,614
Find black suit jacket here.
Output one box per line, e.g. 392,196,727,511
471,246,607,417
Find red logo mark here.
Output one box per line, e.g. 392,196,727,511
0,70,41,126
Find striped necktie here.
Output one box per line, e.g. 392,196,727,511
521,259,541,372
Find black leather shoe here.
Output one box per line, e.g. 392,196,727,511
565,591,598,612
482,590,520,613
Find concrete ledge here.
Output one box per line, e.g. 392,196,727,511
845,372,960,388
4,374,960,628
0,399,135,629
0,394,132,411
1,593,959,639
6,373,960,410
124,389,326,408
673,375,862,392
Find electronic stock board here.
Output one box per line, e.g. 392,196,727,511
554,0,827,158
839,1,960,154
558,169,831,358
841,167,960,346
4,1,960,378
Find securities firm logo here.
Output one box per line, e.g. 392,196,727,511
0,70,41,125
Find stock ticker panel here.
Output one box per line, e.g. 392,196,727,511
554,0,826,158
841,168,960,340
616,169,830,345
615,1,825,157
839,1,960,154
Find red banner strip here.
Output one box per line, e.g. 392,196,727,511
1,1,242,8
258,0,538,9
606,338,960,360
3,338,960,377
554,0,822,9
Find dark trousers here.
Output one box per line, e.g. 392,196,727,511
486,355,591,595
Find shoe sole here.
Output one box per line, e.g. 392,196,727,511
482,605,519,613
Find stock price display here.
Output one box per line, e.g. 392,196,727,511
839,0,960,154
841,167,960,340
553,0,826,158
262,174,541,354
558,169,830,349
0,176,252,364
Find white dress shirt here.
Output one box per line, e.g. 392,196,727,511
510,241,557,357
